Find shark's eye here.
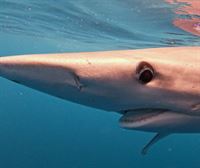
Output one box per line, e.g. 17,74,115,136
136,62,154,84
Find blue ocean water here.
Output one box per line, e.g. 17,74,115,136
0,0,200,168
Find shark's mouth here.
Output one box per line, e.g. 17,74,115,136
119,108,168,129
119,108,200,154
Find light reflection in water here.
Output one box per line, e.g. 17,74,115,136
166,0,200,37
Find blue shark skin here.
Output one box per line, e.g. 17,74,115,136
0,47,199,154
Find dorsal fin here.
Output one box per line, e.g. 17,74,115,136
141,133,170,155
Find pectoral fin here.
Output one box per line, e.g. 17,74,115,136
141,133,170,155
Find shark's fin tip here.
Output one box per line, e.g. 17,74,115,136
141,132,170,155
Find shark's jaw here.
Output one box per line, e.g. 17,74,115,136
119,108,200,133
119,107,200,154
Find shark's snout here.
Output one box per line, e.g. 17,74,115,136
0,55,84,99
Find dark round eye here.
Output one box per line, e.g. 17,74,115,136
136,62,154,84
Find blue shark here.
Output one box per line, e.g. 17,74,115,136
0,47,199,154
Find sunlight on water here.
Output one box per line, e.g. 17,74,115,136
166,0,200,37
0,0,199,52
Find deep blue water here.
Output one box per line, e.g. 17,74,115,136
0,0,200,168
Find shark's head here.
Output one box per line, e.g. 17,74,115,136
0,47,199,133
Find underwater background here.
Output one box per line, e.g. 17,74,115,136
0,0,200,167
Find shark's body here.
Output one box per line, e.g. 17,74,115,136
0,47,199,154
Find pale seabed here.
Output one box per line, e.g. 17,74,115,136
0,0,200,168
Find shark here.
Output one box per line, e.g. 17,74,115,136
0,46,199,154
